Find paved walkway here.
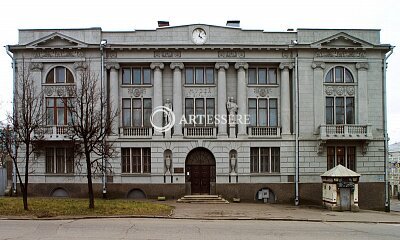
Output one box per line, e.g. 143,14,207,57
168,201,400,223
391,199,400,212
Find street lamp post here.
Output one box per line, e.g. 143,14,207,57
100,39,107,199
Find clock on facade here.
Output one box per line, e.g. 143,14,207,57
192,28,207,45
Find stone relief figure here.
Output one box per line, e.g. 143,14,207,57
164,99,172,126
226,97,238,125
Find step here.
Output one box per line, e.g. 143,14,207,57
177,195,229,204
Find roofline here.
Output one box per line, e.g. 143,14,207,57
18,27,102,31
297,28,381,31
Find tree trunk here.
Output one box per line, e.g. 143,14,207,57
85,148,94,209
23,142,29,210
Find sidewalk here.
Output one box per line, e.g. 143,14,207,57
169,201,400,223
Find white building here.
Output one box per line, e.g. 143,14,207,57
7,22,393,209
389,142,400,198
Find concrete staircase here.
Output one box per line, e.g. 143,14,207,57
177,195,229,204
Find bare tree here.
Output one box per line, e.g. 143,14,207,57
67,62,116,209
0,60,45,210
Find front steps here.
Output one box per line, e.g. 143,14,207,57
177,195,229,204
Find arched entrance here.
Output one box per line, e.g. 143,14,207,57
185,147,216,195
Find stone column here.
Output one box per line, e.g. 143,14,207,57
106,63,120,135
356,62,369,125
170,62,184,137
279,62,294,135
150,62,165,136
235,62,249,137
311,62,326,134
215,62,229,137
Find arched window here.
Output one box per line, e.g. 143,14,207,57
325,66,354,83
46,66,74,83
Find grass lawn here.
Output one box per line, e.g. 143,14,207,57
0,197,173,218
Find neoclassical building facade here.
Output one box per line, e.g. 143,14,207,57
8,23,392,209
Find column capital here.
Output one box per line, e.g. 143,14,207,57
29,63,43,71
234,62,248,70
106,63,120,70
73,61,88,71
170,62,184,70
311,61,325,70
215,62,229,70
279,62,294,70
150,62,165,70
356,62,369,71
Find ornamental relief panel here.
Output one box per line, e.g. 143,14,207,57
247,87,279,98
184,88,216,98
121,88,152,98
324,85,356,97
44,85,76,97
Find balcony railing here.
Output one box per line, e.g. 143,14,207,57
33,126,71,140
119,127,153,138
319,124,373,140
184,126,217,138
248,126,281,138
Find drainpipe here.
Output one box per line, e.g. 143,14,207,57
295,54,299,206
383,46,394,212
100,40,107,198
5,45,17,195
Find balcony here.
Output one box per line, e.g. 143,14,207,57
248,126,281,138
33,126,70,141
119,127,153,138
184,126,217,138
319,124,373,140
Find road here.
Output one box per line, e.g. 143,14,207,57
0,218,399,240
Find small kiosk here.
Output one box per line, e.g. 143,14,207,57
321,164,360,212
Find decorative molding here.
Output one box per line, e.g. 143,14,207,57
170,62,184,70
356,62,369,71
185,88,215,98
324,85,355,96
73,61,88,71
29,63,43,71
279,62,294,70
106,63,120,70
106,52,117,58
150,62,165,70
234,62,248,70
253,88,272,97
128,88,146,97
154,51,181,58
315,50,366,58
282,51,293,59
215,62,229,70
44,86,76,97
34,50,84,58
311,61,326,70
218,51,245,58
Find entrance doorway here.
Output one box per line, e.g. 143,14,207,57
185,148,216,195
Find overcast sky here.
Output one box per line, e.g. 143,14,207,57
0,0,399,143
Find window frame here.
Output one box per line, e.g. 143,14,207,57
250,147,280,173
121,98,152,127
324,66,354,83
121,147,151,174
325,96,355,124
45,147,74,174
248,98,279,127
46,97,71,126
45,66,74,84
121,67,152,85
184,97,215,126
185,66,215,85
248,67,278,85
326,146,356,171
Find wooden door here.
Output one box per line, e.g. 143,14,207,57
190,165,210,194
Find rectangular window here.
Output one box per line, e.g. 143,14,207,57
46,98,69,126
248,67,278,85
121,148,151,174
325,97,355,125
122,99,131,127
185,67,214,84
248,98,278,127
326,146,356,171
250,147,280,173
185,98,215,126
45,147,74,174
122,67,152,85
122,98,152,127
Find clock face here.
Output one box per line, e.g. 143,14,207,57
192,28,207,45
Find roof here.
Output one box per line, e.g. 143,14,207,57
321,164,361,177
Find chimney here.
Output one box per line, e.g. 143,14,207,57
158,21,170,27
226,20,240,28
